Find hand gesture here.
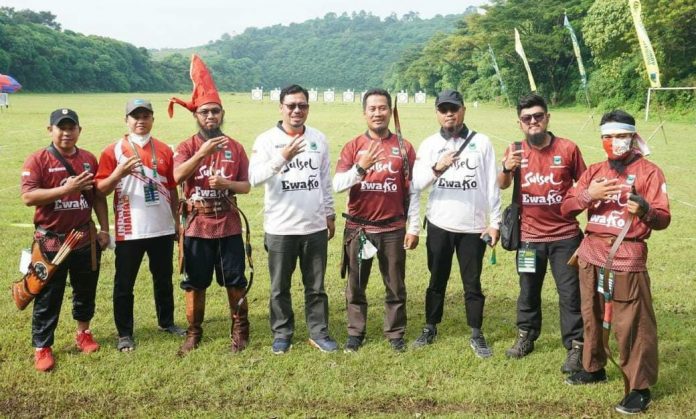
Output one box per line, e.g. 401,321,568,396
434,150,458,172
208,175,230,190
281,135,306,161
64,171,94,192
197,136,227,158
357,140,385,171
502,148,523,172
588,178,623,201
115,155,141,180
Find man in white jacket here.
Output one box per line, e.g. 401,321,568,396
411,90,501,358
249,84,338,354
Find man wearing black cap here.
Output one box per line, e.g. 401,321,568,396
95,99,184,352
411,89,501,357
20,108,110,371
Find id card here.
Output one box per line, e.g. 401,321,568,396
517,248,536,273
143,180,160,206
597,268,615,298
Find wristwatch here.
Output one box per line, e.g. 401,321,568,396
502,162,512,174
355,163,367,177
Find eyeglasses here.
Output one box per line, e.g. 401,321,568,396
196,108,222,116
519,112,546,124
283,103,309,111
437,104,461,114
601,133,633,140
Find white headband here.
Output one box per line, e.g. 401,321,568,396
600,122,636,135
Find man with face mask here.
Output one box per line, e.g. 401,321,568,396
170,55,251,355
561,110,670,415
96,99,184,352
498,94,587,373
410,90,500,358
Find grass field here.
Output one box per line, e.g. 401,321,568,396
1,93,695,418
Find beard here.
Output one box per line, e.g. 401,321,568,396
198,117,224,139
526,132,546,147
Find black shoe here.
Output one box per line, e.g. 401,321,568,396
412,326,436,348
615,389,651,415
470,334,493,358
505,329,534,359
565,368,607,385
389,338,406,353
159,324,186,337
344,335,364,353
561,340,584,374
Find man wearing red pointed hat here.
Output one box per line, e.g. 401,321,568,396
96,99,185,352
561,110,670,414
170,55,251,355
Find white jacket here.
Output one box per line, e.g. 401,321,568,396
249,125,334,235
412,130,501,233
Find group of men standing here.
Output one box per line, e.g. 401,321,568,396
20,55,669,415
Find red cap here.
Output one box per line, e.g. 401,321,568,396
168,54,222,118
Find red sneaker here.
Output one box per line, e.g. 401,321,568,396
35,347,55,372
76,330,100,353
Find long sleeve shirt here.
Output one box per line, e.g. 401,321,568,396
561,155,670,271
248,124,334,235
412,128,501,233
333,132,419,235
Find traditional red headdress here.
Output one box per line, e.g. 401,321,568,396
168,54,222,117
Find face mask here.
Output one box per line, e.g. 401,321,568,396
602,136,632,160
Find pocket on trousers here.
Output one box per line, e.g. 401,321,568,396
611,272,639,303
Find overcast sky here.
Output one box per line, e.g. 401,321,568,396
3,0,487,49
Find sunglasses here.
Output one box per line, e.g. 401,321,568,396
197,108,222,116
519,112,546,124
283,103,310,111
437,104,461,114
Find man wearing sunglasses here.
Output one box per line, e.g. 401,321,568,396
170,55,251,355
497,94,587,374
410,90,501,358
249,84,338,355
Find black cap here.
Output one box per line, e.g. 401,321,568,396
49,108,79,126
125,98,154,115
435,89,464,107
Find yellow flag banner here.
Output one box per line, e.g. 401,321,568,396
514,28,537,92
628,0,661,88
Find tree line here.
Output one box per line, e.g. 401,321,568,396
2,3,693,112
385,0,696,111
0,7,464,93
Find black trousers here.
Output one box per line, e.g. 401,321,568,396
515,235,583,349
32,247,100,348
113,235,175,338
425,223,486,329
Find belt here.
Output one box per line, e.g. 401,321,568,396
186,199,230,215
342,213,404,227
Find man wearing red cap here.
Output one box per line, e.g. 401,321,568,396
170,55,251,355
562,110,670,415
96,99,184,352
21,108,110,371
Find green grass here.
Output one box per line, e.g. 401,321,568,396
1,93,695,417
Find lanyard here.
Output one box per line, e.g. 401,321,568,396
126,136,157,179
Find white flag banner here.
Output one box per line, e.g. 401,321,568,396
514,28,537,92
